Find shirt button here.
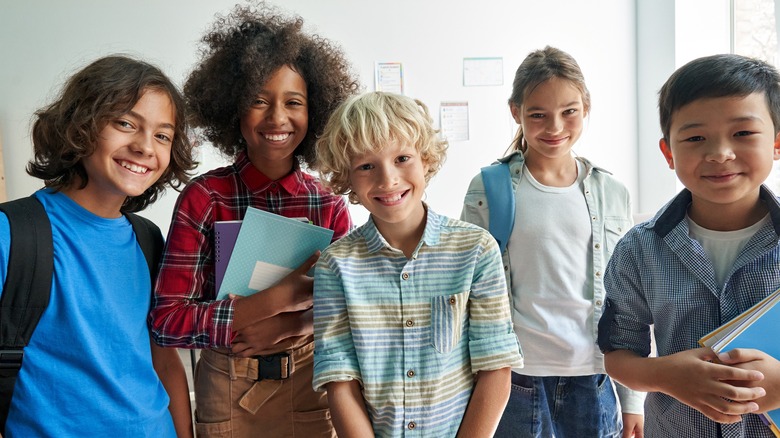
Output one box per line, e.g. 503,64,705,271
595,271,601,277
478,200,483,206
402,272,410,280
407,370,415,378
504,265,509,271
408,422,416,430
596,300,603,306
591,216,597,221
449,296,456,305
594,243,601,250
405,319,414,327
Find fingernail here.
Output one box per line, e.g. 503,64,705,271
717,351,731,362
757,387,767,397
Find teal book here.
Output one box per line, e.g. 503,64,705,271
216,207,334,299
699,287,780,437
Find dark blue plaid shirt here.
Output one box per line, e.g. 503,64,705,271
599,186,780,438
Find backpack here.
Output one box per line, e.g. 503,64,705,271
0,195,163,434
480,162,515,253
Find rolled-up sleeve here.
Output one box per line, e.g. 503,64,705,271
312,252,362,392
468,235,524,372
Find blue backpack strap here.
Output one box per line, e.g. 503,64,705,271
0,196,53,434
480,162,515,253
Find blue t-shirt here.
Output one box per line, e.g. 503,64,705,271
0,189,175,437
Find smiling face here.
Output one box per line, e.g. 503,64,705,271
240,65,308,180
660,92,780,228
512,76,586,163
349,140,429,243
63,89,175,217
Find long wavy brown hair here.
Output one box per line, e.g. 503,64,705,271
27,55,196,213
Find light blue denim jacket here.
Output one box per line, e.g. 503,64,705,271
460,150,645,414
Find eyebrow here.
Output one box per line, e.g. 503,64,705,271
525,101,581,112
127,110,175,131
257,90,307,99
676,116,764,133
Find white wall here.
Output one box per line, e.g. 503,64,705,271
0,0,638,233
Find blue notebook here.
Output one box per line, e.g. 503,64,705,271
699,287,780,436
216,207,334,299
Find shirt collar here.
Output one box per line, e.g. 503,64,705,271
651,185,780,237
361,204,442,254
235,151,304,196
501,150,610,175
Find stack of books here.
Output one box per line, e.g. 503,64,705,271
699,287,780,436
213,207,334,299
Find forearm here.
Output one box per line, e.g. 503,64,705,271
458,368,511,438
604,350,663,393
150,293,234,348
151,342,193,438
233,282,305,330
231,308,314,356
326,380,374,438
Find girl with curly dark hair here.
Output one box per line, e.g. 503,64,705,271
149,3,359,436
2,54,195,437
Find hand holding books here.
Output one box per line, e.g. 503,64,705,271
699,287,780,436
216,207,334,299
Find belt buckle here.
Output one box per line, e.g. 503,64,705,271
254,352,290,380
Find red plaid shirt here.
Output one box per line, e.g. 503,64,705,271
150,151,351,348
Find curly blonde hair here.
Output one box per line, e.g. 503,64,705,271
315,92,448,204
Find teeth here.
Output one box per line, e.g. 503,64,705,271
264,133,291,141
119,160,149,174
379,193,403,202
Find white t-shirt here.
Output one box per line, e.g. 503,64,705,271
507,160,600,376
687,213,769,288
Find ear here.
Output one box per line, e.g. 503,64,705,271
659,138,674,169
422,160,431,180
774,132,780,160
509,103,522,124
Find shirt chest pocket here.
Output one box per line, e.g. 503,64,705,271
430,290,469,354
604,217,631,255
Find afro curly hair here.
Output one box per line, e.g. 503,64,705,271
184,1,360,167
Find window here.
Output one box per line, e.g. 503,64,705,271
733,0,780,193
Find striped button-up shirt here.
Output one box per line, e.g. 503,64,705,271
313,208,523,437
599,187,780,438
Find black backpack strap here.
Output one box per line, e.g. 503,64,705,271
125,213,164,280
0,196,53,433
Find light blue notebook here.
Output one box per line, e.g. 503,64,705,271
723,295,780,434
700,287,780,435
216,207,334,299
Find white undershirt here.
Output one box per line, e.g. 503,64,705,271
687,214,769,288
507,160,598,376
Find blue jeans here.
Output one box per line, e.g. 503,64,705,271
494,373,622,438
